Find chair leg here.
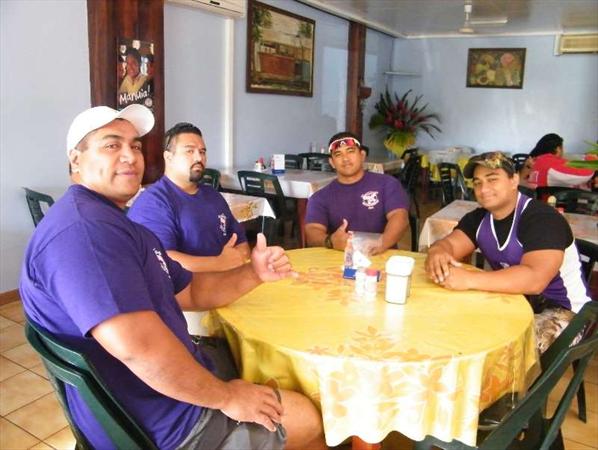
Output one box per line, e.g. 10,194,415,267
573,360,587,422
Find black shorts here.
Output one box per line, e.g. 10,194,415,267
176,336,287,450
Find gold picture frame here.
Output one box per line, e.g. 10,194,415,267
246,0,315,96
466,48,526,89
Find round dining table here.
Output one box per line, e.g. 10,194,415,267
205,248,539,447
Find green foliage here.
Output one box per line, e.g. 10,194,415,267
566,140,598,170
252,6,272,42
369,88,441,143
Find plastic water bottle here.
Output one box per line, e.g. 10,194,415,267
343,232,354,268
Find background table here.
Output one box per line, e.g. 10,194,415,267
218,168,337,246
218,167,336,198
206,248,538,447
419,200,598,251
220,192,275,222
364,156,404,174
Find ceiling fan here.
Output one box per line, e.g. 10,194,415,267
459,0,508,34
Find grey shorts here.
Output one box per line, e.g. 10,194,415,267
176,336,287,450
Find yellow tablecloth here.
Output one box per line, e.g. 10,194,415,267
206,248,538,446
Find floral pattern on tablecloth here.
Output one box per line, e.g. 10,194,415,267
208,248,538,446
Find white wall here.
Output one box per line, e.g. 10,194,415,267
233,0,349,166
164,3,230,169
0,0,90,291
165,0,350,167
363,28,395,157
389,36,598,154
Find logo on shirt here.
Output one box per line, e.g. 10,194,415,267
218,214,227,235
361,191,380,209
153,248,171,278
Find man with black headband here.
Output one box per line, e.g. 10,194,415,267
425,151,590,352
305,131,409,254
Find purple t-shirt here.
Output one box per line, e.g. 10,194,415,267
305,171,409,233
127,176,246,256
19,185,205,450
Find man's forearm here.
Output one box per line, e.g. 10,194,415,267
305,225,327,247
187,263,262,310
93,312,232,410
168,250,227,272
168,245,249,273
465,264,549,295
380,210,408,251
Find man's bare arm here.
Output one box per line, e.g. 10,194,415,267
442,249,563,294
175,233,295,311
425,230,477,283
305,223,328,247
167,235,250,273
92,311,283,431
372,208,409,254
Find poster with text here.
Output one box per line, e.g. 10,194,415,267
117,38,154,110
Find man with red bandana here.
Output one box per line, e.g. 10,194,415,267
305,131,409,254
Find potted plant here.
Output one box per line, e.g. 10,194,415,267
566,140,598,170
369,88,441,157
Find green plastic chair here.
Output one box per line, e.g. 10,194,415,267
409,212,419,252
414,301,598,450
284,154,302,170
511,153,530,172
25,318,158,450
24,188,55,227
553,189,598,215
438,163,471,206
298,152,333,171
199,168,221,190
237,170,297,244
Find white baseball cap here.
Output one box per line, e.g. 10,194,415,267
66,104,155,155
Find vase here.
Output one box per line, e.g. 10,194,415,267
384,133,416,158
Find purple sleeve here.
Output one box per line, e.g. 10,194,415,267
128,191,178,250
164,251,192,294
38,221,157,336
305,190,329,227
383,175,409,213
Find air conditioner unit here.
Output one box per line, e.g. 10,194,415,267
554,33,598,55
167,0,246,18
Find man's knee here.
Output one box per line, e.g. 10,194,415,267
279,389,324,444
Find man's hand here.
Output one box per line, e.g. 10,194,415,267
331,219,350,250
425,247,462,284
217,234,245,270
221,379,283,432
251,233,297,282
439,266,472,290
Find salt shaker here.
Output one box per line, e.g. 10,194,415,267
364,268,378,301
354,268,366,296
385,256,415,304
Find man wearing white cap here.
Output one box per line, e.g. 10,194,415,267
19,105,326,450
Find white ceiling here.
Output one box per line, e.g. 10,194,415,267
298,0,598,38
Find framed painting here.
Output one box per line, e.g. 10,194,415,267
466,48,526,89
246,0,315,96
